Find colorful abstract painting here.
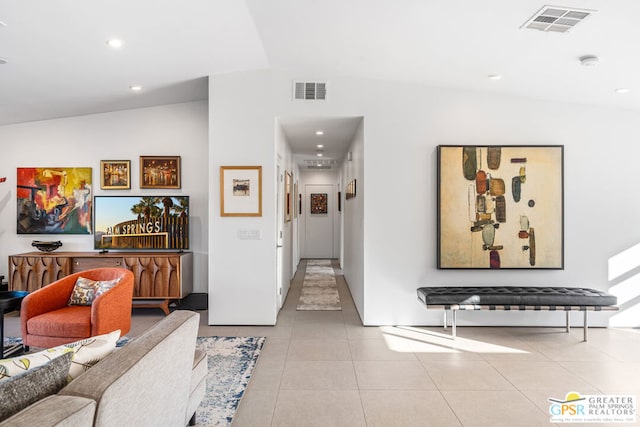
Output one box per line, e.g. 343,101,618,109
17,167,92,234
438,145,564,269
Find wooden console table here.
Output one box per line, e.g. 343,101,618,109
8,251,193,315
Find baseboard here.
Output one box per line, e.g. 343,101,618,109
171,293,208,311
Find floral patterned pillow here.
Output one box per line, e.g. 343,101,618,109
68,277,121,306
67,277,98,306
94,278,120,299
0,329,120,383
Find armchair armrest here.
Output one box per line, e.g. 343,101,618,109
91,272,134,336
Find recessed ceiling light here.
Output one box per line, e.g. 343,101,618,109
106,39,124,49
0,57,7,65
129,85,142,91
316,144,324,148
315,130,324,135
0,20,7,27
488,74,502,80
615,88,630,94
316,153,323,157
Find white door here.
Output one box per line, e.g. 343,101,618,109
304,184,334,258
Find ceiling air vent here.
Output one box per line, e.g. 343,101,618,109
293,81,327,100
304,159,337,169
521,5,595,33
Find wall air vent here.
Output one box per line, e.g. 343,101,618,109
293,81,327,100
521,5,595,33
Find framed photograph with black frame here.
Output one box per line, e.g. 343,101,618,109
437,145,564,269
293,181,298,218
284,171,292,222
220,166,262,217
310,193,328,214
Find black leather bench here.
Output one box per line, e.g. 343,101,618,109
417,286,618,341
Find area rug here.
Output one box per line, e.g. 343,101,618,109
4,335,266,427
194,336,265,427
296,259,341,310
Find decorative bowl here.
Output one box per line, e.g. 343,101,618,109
32,240,63,252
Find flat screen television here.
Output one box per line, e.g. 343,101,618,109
93,196,189,250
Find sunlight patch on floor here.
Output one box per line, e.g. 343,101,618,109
380,326,530,354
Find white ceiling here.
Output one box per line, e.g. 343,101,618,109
279,116,362,169
2,0,639,165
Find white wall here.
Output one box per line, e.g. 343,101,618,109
209,70,278,324
275,119,297,307
210,68,640,327
0,101,210,292
342,121,365,318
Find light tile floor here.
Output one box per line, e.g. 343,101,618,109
5,260,640,426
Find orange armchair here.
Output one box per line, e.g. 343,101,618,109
21,268,134,348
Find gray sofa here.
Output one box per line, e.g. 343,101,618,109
1,310,207,427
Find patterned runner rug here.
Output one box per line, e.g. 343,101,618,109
296,259,341,310
3,335,265,427
195,336,265,426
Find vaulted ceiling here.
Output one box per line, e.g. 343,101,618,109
1,0,638,128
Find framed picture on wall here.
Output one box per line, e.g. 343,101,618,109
310,193,328,214
346,179,357,200
285,171,292,222
293,182,298,218
220,166,262,217
437,145,564,269
17,167,93,234
140,156,181,189
100,160,130,190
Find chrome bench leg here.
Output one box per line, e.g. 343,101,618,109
566,311,570,333
443,310,447,329
452,310,457,339
583,310,588,342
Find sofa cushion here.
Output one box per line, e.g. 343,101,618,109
26,305,91,338
47,329,121,381
0,330,120,383
0,348,74,382
60,311,199,427
186,349,208,425
0,352,73,422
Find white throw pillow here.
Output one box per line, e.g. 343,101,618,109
0,329,121,383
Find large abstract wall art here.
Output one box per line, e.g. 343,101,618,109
437,145,564,269
17,167,93,234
